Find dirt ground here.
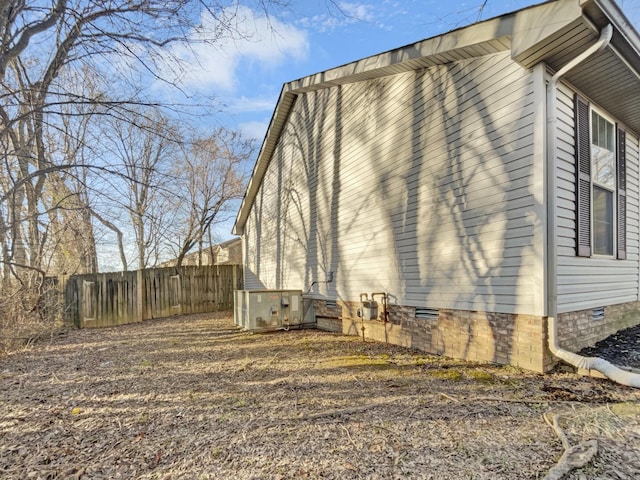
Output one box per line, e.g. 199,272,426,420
1,312,639,480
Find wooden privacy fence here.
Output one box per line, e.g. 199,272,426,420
58,265,242,328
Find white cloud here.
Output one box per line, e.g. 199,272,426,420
340,3,375,22
227,95,277,113
168,6,308,92
297,2,379,32
239,120,269,141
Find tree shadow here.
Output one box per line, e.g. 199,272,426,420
245,51,544,368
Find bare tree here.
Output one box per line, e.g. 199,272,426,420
0,0,287,273
169,128,253,267
99,109,179,270
0,0,282,344
0,1,173,281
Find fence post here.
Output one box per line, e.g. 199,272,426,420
136,269,143,322
233,265,238,292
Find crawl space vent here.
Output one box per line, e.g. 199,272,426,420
416,308,439,320
592,307,605,321
326,300,338,309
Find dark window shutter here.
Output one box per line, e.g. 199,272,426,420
574,94,591,257
617,125,627,260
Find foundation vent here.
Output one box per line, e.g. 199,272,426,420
415,308,439,320
592,307,605,321
326,300,338,309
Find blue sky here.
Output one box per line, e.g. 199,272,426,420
169,0,640,146
149,0,640,247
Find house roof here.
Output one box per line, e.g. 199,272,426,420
157,238,242,267
232,0,640,235
217,237,241,249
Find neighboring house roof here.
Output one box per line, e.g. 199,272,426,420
233,0,640,235
214,237,242,265
217,237,242,250
159,238,242,267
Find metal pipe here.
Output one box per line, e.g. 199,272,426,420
372,292,388,323
546,24,640,387
304,272,334,295
358,292,368,339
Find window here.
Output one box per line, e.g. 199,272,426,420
574,94,626,259
593,185,613,255
591,109,616,256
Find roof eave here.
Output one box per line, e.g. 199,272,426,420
584,0,640,72
232,86,296,235
233,0,640,235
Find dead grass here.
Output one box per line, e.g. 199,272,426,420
0,282,68,355
0,312,639,479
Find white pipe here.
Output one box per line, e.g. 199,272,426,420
548,316,640,387
546,24,640,387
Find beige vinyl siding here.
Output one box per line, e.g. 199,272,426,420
245,51,541,314
555,82,640,313
245,137,312,290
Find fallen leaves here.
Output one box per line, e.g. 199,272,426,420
0,312,638,479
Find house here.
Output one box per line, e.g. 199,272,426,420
213,238,243,265
159,238,242,267
232,0,640,373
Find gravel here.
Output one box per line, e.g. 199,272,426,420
580,324,640,369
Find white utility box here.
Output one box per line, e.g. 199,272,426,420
234,290,303,332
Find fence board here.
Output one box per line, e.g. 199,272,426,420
53,265,242,328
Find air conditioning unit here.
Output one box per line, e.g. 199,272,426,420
234,290,303,332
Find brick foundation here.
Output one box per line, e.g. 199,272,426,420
312,299,553,372
310,298,640,373
557,301,640,353
313,299,342,332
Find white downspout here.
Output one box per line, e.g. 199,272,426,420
546,24,640,388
